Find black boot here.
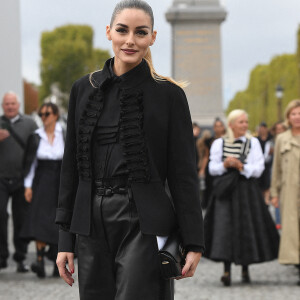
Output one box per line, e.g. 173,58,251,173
221,261,231,286
31,248,45,278
16,261,29,273
221,272,231,286
242,265,251,283
0,258,7,270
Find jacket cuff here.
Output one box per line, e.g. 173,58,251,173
185,245,205,254
55,208,73,225
58,228,76,253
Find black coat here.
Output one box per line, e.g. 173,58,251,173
55,59,204,252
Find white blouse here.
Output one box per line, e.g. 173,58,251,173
209,136,265,179
24,122,64,188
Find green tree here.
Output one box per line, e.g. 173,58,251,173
227,54,300,131
40,24,110,106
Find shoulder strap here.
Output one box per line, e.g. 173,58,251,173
240,138,251,163
1,116,26,149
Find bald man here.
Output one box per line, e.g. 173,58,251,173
0,92,37,272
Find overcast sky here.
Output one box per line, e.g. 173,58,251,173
20,0,300,107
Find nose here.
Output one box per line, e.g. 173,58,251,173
126,32,135,47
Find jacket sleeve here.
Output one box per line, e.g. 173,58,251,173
55,82,79,252
270,136,282,198
166,86,204,249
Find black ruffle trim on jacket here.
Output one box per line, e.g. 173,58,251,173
77,82,109,181
119,90,151,183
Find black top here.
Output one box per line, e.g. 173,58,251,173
92,60,131,180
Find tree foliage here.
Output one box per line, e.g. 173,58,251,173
227,28,300,131
40,24,110,106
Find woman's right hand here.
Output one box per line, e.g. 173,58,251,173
56,252,75,286
271,197,279,208
223,157,243,171
24,188,32,203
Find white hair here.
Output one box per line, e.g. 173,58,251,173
225,109,252,142
2,91,20,104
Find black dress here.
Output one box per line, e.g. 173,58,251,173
204,138,279,265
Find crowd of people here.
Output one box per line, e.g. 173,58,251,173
0,1,299,298
193,102,300,286
0,92,63,278
1,91,299,290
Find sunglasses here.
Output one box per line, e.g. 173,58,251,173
38,112,52,118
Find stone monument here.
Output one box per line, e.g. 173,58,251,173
166,0,227,126
0,0,23,114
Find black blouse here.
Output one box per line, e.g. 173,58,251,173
92,61,128,180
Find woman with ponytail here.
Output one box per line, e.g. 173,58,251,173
204,109,279,286
55,1,204,299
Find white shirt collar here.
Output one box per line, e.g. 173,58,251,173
9,114,20,124
36,122,62,139
234,136,247,142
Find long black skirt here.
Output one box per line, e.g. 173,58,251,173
21,160,61,245
204,176,279,265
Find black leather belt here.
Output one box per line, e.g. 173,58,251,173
94,177,129,197
96,186,128,196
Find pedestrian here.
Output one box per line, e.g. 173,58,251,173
196,129,212,198
55,1,204,299
257,122,273,204
22,102,64,278
270,121,287,230
270,99,300,285
199,117,226,209
204,109,279,286
193,122,201,171
0,91,37,272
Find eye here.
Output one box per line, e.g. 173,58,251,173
136,30,148,36
116,28,127,34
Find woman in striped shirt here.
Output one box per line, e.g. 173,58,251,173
204,109,279,286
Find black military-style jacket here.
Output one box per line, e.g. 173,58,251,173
55,59,204,252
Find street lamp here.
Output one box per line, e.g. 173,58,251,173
275,85,284,122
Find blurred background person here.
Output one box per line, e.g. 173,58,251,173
193,122,201,172
270,121,287,230
257,122,273,204
0,92,37,273
199,118,226,209
273,121,287,137
204,109,279,287
270,99,300,285
196,129,212,199
22,103,64,278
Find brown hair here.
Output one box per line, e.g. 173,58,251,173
90,0,187,89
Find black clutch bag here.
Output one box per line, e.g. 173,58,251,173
158,232,186,279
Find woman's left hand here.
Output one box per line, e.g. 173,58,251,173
177,251,202,280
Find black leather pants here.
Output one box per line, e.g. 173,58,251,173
77,186,174,300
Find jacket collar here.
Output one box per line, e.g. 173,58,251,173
91,58,151,91
281,129,300,148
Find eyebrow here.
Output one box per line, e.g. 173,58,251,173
115,23,150,29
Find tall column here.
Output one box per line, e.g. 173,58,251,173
166,0,227,126
0,0,23,113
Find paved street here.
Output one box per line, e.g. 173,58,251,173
0,252,299,300
1,207,299,300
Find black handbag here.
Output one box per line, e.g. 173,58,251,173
158,231,186,279
212,138,250,198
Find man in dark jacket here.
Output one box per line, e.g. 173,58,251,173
0,92,37,272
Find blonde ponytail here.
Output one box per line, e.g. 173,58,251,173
144,48,188,89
